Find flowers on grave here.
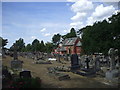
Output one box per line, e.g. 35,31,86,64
7,77,41,88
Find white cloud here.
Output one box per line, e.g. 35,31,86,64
69,0,94,29
87,4,116,26
40,28,46,32
44,33,51,36
31,36,37,39
71,0,93,13
53,32,59,35
92,4,115,20
86,16,95,26
71,12,87,21
67,0,78,2
66,3,70,6
70,21,84,29
63,30,68,33
63,29,70,34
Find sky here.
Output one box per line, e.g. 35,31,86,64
1,0,120,48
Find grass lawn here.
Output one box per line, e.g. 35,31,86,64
2,55,117,88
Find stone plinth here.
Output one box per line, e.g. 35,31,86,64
106,69,119,80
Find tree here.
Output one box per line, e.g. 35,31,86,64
31,39,40,52
52,34,61,45
45,42,54,53
24,44,32,52
0,37,8,56
81,12,120,55
0,37,8,49
40,40,45,52
10,38,25,52
62,28,77,39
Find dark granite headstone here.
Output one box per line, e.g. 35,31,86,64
70,54,80,70
85,57,90,69
2,68,12,79
19,71,31,78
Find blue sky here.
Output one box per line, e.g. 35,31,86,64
1,0,119,48
2,2,74,48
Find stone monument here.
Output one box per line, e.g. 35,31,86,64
105,48,119,80
11,44,23,71
70,54,80,70
85,57,90,69
94,55,101,71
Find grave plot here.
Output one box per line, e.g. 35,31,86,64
2,45,42,88
69,54,103,77
35,60,52,64
54,66,70,72
47,67,70,81
48,66,70,72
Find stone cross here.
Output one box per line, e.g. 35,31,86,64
108,48,116,71
13,44,18,60
94,56,100,70
85,56,90,69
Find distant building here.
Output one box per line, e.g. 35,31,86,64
54,37,82,55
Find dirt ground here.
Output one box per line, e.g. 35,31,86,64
2,55,118,88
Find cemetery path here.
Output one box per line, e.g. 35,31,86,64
2,56,116,88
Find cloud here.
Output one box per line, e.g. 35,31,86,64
86,16,95,26
87,4,115,25
40,28,46,32
31,36,37,39
44,33,51,36
66,3,70,6
63,30,68,33
67,0,78,2
71,0,93,13
69,0,94,29
69,0,117,28
71,12,87,21
70,21,84,29
92,4,115,20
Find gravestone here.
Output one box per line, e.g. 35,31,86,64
70,54,80,70
76,56,96,76
11,60,22,70
19,71,31,78
85,57,90,69
106,48,119,80
94,56,101,71
57,54,61,63
109,48,115,70
11,44,23,71
2,67,12,80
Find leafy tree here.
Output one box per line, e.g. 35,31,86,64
81,12,120,55
45,42,54,53
62,28,77,39
10,38,25,52
31,39,40,52
52,34,61,45
24,44,32,52
40,40,45,52
0,37,8,49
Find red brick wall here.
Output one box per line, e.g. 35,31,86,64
75,47,82,54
